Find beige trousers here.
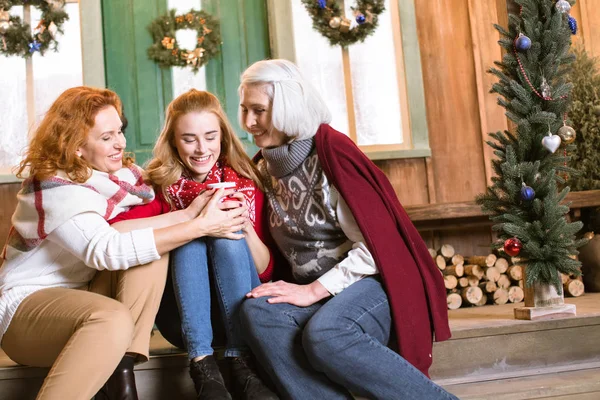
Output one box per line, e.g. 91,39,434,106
1,254,168,400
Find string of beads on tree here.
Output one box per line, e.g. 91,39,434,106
0,0,68,58
147,9,220,73
301,0,385,47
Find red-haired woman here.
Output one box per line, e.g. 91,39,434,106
0,86,246,400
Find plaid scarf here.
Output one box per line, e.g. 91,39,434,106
2,165,154,259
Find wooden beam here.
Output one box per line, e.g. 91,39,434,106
405,190,600,222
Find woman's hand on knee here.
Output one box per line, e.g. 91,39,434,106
245,280,330,307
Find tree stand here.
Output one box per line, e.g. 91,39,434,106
514,269,576,320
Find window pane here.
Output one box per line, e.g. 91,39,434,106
0,6,27,171
31,3,83,123
291,0,349,136
347,0,403,146
168,0,207,97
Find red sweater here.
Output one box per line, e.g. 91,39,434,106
255,124,451,377
109,190,274,282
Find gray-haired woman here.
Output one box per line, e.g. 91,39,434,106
238,59,458,400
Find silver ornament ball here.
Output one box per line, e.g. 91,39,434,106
558,125,576,144
556,0,572,13
329,16,341,29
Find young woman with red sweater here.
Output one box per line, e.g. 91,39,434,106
110,90,277,400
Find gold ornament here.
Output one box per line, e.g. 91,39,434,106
47,22,58,38
186,13,194,23
339,18,351,33
171,49,178,56
34,20,46,36
557,125,576,145
584,232,595,241
161,36,175,49
47,0,64,11
182,47,205,67
203,26,212,35
1,10,10,37
329,16,341,29
197,36,205,45
176,16,185,24
0,20,9,35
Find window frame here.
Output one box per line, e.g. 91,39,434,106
266,0,431,160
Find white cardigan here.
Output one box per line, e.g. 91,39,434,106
0,212,160,342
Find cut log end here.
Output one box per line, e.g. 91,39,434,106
447,293,462,310
508,286,524,303
564,279,585,297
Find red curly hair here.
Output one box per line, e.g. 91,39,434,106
16,86,133,183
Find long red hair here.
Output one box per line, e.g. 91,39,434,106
16,86,132,183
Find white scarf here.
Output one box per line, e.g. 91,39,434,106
2,165,154,260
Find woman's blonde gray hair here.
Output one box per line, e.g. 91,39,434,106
238,59,331,141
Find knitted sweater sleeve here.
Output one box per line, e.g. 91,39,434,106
48,212,160,271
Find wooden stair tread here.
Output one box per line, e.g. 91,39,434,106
444,367,600,400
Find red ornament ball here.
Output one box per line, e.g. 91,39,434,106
504,238,523,257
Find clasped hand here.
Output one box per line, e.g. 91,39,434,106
192,188,248,239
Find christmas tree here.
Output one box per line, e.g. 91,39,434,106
568,46,600,193
477,0,586,292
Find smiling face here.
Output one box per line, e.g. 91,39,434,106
77,106,125,174
173,111,221,182
240,84,287,149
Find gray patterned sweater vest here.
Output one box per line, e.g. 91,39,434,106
259,139,353,284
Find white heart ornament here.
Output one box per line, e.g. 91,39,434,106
542,134,561,153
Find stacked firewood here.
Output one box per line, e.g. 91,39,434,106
429,244,585,310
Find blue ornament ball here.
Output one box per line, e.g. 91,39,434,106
515,34,532,52
318,0,326,9
568,15,577,35
356,14,366,24
520,185,535,201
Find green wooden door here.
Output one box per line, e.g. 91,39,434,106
102,0,270,165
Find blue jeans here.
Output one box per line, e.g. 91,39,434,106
240,277,458,400
171,236,260,359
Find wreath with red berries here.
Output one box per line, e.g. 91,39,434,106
0,0,68,58
147,9,220,73
301,0,385,47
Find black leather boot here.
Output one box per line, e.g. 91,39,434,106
189,355,232,400
95,355,138,400
229,355,278,400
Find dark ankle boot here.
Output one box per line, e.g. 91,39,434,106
189,355,232,400
229,355,278,400
95,355,138,400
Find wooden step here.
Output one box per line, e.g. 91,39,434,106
2,293,599,399
443,367,600,400
431,293,600,385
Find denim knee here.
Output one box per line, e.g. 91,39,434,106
302,312,355,370
240,297,268,328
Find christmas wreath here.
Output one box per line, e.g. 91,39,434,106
301,0,385,47
147,9,220,73
0,0,68,57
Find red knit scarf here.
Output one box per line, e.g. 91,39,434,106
166,161,257,223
